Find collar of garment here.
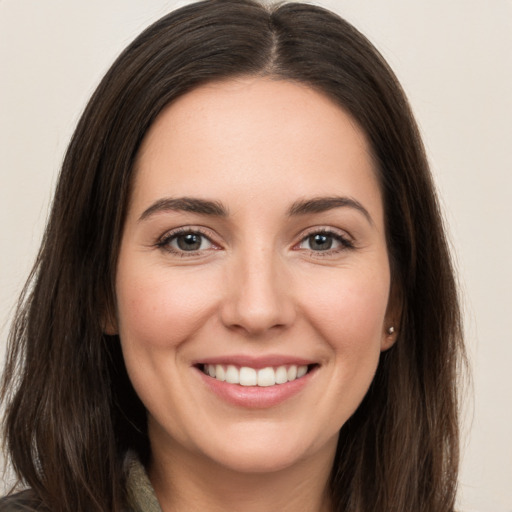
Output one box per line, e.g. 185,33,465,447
124,451,162,512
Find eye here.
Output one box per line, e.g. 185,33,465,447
158,229,215,254
298,231,353,252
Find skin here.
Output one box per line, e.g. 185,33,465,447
113,77,398,512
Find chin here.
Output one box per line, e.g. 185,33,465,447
192,423,339,475
206,443,311,474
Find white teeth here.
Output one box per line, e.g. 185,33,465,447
287,365,297,381
275,365,288,384
239,367,257,386
297,365,308,378
215,364,225,381
257,367,276,387
225,365,239,384
203,364,311,386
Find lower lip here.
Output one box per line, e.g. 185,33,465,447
195,366,317,409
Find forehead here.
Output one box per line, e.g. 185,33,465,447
131,77,383,225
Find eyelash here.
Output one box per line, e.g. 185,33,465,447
155,227,354,256
297,228,355,256
155,227,217,256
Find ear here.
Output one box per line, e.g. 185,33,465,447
381,280,402,351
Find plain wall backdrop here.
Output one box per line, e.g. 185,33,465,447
1,1,511,510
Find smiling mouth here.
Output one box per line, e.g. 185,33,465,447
199,364,316,387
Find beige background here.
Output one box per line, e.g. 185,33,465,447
1,1,511,510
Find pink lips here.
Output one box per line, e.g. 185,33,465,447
193,355,318,409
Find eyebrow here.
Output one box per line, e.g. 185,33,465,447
138,195,373,225
138,197,228,221
287,196,374,225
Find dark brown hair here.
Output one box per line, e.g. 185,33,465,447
1,1,465,510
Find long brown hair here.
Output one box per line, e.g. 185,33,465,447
1,1,465,510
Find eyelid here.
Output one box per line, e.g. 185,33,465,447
297,225,354,242
154,225,354,256
155,226,221,254
293,226,355,253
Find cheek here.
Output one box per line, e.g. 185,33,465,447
115,262,220,349
297,263,390,358
287,263,391,437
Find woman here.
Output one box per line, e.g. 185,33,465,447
1,0,465,510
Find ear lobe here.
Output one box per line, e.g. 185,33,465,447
381,325,398,351
381,280,403,351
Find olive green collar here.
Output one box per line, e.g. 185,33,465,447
124,452,162,512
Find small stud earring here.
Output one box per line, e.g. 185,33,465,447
387,326,395,335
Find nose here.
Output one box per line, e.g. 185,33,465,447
219,247,296,337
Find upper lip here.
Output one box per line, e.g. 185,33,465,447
193,355,317,369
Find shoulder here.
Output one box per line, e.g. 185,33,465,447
0,490,45,511
0,490,136,512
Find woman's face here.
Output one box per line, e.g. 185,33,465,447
114,77,396,474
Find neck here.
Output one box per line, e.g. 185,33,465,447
148,438,336,512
